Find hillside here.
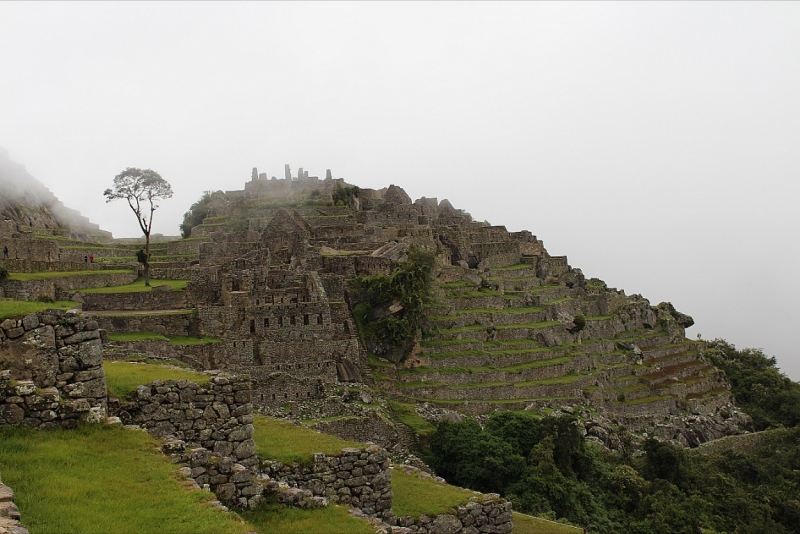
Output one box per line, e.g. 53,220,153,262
3,161,799,533
0,147,111,241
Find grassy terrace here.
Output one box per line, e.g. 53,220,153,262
420,338,482,348
0,300,80,320
103,361,211,400
7,270,134,281
0,425,254,534
81,279,189,293
391,468,479,518
107,331,222,345
427,306,545,319
513,373,586,387
388,400,437,436
617,393,675,406
252,415,362,465
430,320,559,336
489,263,531,271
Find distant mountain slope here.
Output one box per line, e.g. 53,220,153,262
0,147,111,239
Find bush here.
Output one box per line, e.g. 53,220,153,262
0,266,8,283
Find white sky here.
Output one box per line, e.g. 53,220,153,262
2,2,799,379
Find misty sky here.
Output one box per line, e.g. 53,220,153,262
2,2,799,379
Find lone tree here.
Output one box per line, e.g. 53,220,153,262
103,168,173,286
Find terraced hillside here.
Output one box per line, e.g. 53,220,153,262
1,164,751,449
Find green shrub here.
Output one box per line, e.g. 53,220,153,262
0,266,8,283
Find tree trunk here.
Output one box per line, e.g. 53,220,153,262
144,233,151,286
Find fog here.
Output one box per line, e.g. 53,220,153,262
1,2,799,379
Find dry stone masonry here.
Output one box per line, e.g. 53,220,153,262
0,310,107,428
116,374,261,508
264,444,393,518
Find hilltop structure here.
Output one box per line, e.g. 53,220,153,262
1,163,752,451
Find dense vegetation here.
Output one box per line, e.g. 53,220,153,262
704,339,800,429
427,340,800,533
429,412,800,533
180,191,213,238
350,248,436,350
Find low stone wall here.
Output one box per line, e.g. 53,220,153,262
264,445,393,519
79,291,188,311
312,412,402,453
116,374,261,508
389,489,513,534
93,310,197,336
0,259,112,273
104,340,224,370
149,267,197,280
0,310,107,428
3,272,137,301
0,475,28,534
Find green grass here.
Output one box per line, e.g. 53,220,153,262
388,400,436,436
0,300,80,319
107,333,220,345
512,512,585,533
514,373,586,387
7,270,133,281
103,361,210,400
81,279,189,293
169,335,223,345
107,331,169,342
0,425,253,534
241,497,375,534
253,415,363,465
391,468,479,518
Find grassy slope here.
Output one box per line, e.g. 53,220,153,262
252,415,363,464
0,300,79,319
0,425,253,534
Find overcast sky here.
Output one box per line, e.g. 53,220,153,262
2,2,799,379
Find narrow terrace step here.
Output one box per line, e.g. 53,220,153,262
424,345,572,370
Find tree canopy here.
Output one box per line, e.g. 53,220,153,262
103,167,173,285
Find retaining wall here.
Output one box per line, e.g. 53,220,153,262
264,445,394,518
116,374,261,508
0,309,107,428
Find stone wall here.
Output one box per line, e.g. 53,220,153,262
2,272,137,301
264,444,393,519
388,487,513,534
0,475,28,534
0,309,107,428
312,412,402,452
79,291,188,311
92,310,197,336
116,374,261,508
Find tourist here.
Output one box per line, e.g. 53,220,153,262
89,254,94,263
2,245,7,259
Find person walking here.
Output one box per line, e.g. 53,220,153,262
2,245,7,259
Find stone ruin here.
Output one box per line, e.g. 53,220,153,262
0,163,754,451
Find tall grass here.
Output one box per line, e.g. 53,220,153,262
0,425,254,534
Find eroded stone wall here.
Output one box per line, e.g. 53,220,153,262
264,444,393,518
116,374,261,508
0,310,107,428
